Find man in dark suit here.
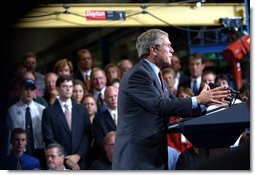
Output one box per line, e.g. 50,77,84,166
179,53,205,95
93,86,118,156
112,29,231,170
42,75,92,170
73,49,93,91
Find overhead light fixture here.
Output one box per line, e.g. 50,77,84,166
195,0,206,9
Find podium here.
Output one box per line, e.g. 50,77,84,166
168,103,250,150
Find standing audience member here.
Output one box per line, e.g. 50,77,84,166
5,78,46,169
81,94,98,166
170,53,188,91
8,64,27,106
23,71,48,107
215,74,230,87
202,69,216,85
93,86,118,157
82,95,97,124
72,79,87,104
108,78,120,89
22,52,45,96
5,128,40,170
74,49,93,91
180,53,205,95
104,63,121,86
90,131,116,170
53,58,73,76
161,67,176,95
117,59,133,77
42,75,92,170
90,67,107,113
43,72,59,105
46,143,68,170
112,29,230,170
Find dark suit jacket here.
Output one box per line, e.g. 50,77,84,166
178,77,203,95
93,109,116,155
42,100,92,169
73,70,85,84
112,59,206,170
178,74,189,89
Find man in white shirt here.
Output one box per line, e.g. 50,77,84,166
5,78,46,168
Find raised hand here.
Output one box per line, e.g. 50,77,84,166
196,84,231,106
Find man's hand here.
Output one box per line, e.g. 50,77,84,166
65,154,81,170
196,84,231,105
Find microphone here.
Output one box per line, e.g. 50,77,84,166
208,83,240,94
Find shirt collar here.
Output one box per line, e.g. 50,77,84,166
58,98,72,109
144,59,160,76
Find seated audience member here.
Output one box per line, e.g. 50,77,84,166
46,143,69,170
176,146,206,170
5,128,40,170
89,131,116,170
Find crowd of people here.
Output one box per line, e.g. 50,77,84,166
2,29,249,170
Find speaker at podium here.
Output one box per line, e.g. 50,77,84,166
168,102,250,149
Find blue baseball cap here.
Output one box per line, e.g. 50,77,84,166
21,78,36,90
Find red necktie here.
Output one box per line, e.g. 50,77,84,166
158,72,164,92
85,74,91,91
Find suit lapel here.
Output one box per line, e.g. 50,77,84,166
140,59,164,94
105,110,116,129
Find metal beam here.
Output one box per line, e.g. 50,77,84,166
15,3,246,28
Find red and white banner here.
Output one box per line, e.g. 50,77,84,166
86,11,106,20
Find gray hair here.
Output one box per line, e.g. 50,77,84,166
136,29,168,59
46,143,65,156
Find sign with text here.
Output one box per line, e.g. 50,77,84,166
86,10,125,20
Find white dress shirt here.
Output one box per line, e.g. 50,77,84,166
6,100,45,153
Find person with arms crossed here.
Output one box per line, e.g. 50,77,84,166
112,29,230,170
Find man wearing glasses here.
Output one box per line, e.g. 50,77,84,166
42,75,92,170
